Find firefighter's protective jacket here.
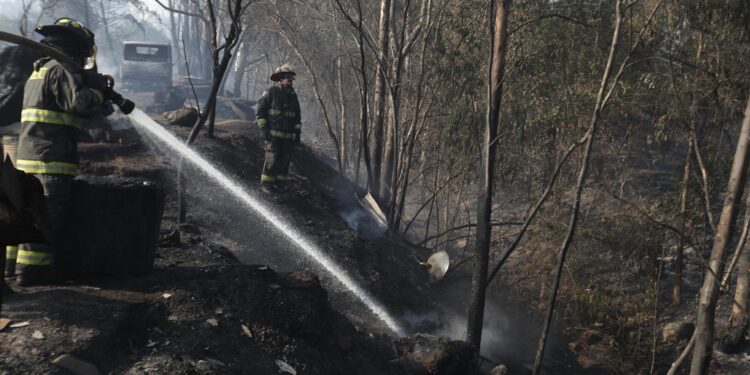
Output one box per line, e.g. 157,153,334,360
16,57,104,176
255,85,301,140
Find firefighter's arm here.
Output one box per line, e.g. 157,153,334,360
256,89,271,140
52,66,105,118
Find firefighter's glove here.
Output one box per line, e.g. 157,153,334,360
293,132,301,147
84,71,113,99
99,101,115,117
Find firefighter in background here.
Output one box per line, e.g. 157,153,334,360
255,64,302,193
14,18,114,286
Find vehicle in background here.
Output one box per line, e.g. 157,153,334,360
120,42,172,91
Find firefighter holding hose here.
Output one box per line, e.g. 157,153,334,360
12,18,126,286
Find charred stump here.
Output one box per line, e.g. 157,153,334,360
62,176,165,277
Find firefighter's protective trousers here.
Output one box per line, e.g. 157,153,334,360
5,245,17,277
17,174,73,276
263,138,294,183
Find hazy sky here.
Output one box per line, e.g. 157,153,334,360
0,0,168,24
0,0,170,40
0,0,22,16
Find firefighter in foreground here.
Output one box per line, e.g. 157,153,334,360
14,18,116,286
256,64,302,193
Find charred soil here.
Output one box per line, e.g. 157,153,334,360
0,108,436,374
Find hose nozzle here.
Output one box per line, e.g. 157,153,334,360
109,91,135,114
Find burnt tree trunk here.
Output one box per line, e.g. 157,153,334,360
232,40,251,98
370,0,393,198
674,133,694,306
727,209,750,348
355,0,372,190
336,57,348,174
466,0,511,350
187,0,244,143
690,95,750,374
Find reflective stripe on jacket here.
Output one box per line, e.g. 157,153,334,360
16,58,103,175
255,85,302,139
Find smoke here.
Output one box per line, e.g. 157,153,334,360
400,308,515,354
435,311,519,360
96,54,121,82
339,206,387,238
401,299,542,372
105,111,134,131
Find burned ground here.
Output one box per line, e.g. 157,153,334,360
2,259,400,374
0,105,435,374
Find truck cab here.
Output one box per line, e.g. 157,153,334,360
120,42,172,91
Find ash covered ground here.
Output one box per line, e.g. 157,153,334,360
0,95,445,374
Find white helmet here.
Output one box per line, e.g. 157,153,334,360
270,63,296,82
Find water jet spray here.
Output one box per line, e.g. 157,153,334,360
127,109,405,336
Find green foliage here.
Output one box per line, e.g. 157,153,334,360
211,1,750,370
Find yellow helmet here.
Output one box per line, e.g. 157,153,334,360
35,18,95,51
35,17,97,67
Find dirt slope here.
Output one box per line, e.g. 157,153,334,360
0,108,433,374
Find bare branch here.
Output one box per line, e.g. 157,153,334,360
691,126,718,232
153,0,208,23
667,332,696,375
533,1,624,371
486,139,582,285
417,221,523,247
509,13,593,36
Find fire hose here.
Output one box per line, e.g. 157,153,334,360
0,30,134,114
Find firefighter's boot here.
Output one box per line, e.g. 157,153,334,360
15,263,62,286
5,245,17,277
